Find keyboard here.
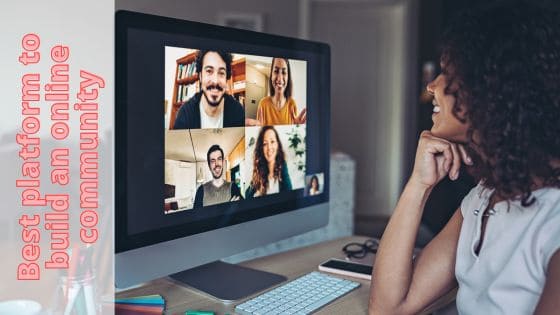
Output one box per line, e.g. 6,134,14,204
234,271,361,315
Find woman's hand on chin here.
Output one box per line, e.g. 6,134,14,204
410,131,472,190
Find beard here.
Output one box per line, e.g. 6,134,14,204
212,166,223,179
202,84,225,107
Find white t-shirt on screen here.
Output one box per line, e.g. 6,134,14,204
199,102,223,128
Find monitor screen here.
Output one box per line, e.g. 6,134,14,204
115,11,330,288
163,49,311,212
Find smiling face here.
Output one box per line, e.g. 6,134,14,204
208,149,224,179
270,58,289,97
311,177,318,189
200,51,227,107
262,129,279,164
427,72,470,143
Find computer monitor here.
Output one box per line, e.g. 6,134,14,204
115,11,331,300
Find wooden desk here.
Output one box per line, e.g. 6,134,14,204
117,236,373,314
117,235,456,315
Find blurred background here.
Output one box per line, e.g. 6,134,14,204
115,0,559,242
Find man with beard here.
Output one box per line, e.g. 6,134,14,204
193,144,243,208
173,50,245,129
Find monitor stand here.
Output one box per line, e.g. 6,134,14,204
169,261,287,302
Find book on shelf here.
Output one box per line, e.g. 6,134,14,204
177,64,183,80
187,62,194,77
176,83,197,103
182,84,188,102
177,62,196,80
177,85,183,103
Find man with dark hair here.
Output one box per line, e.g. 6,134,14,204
173,50,245,129
193,144,243,208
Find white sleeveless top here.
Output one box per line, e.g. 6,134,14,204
456,183,560,314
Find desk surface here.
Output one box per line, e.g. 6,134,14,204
117,236,373,315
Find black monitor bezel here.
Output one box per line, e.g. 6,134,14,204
115,10,330,253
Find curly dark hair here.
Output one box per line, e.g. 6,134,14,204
440,2,560,206
195,50,233,79
250,126,286,195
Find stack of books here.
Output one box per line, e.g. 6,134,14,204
115,294,165,314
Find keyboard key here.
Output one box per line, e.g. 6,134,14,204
235,271,360,314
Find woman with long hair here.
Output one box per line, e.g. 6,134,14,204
246,126,293,197
309,175,320,196
246,57,307,126
369,3,560,314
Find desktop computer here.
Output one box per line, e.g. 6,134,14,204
115,10,331,301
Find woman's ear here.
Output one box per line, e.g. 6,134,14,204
457,105,468,122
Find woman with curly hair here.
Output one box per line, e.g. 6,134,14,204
369,2,560,314
245,126,292,198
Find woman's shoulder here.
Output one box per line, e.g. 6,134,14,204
259,96,273,105
530,187,560,270
533,186,560,216
459,181,490,215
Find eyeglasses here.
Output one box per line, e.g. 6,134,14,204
342,238,379,259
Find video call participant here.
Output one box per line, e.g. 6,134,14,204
370,3,560,315
193,145,242,208
246,58,307,126
174,50,245,129
246,126,292,198
308,175,320,196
